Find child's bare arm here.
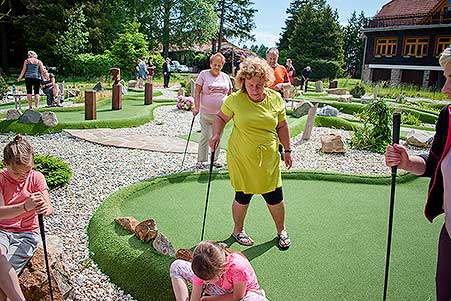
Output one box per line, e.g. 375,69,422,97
34,189,53,216
0,192,40,219
190,285,203,301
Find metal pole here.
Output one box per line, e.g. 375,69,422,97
200,146,216,241
383,112,401,301
181,115,196,169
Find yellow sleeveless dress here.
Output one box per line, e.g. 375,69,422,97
221,88,286,194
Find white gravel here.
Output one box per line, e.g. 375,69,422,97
0,104,429,300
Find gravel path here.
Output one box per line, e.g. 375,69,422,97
0,105,428,300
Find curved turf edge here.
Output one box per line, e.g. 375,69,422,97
87,170,418,300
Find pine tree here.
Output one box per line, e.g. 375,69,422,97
214,0,257,52
343,11,367,78
277,0,310,51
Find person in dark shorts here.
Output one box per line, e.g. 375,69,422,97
17,51,46,110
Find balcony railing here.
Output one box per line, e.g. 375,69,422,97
365,12,451,29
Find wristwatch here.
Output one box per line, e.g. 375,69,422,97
284,149,292,153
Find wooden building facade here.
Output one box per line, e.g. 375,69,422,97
362,0,451,89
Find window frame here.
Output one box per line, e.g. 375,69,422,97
435,36,451,57
403,36,429,58
374,37,398,58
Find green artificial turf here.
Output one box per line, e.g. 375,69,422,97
88,171,440,301
0,91,172,135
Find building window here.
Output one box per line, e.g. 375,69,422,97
403,37,429,57
374,38,397,57
436,37,451,56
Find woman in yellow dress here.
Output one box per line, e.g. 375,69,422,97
209,57,292,249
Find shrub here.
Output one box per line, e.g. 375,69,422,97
401,111,421,126
70,52,117,79
0,74,8,99
350,83,366,98
150,52,164,78
352,99,392,153
193,53,210,72
0,154,71,190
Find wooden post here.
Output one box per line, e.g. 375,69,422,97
112,84,122,110
144,82,153,105
85,90,96,120
302,103,318,140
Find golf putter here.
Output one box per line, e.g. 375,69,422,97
383,112,401,301
38,214,54,301
200,142,217,241
181,115,196,169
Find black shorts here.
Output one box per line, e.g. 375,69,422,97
235,187,283,205
25,78,41,95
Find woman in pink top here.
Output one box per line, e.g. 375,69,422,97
0,135,53,301
170,241,267,301
385,46,451,300
192,53,233,169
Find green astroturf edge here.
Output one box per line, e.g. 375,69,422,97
87,170,418,300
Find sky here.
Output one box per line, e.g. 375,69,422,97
242,0,389,47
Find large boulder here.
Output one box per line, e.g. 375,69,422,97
19,109,42,124
42,112,58,127
406,130,434,148
320,134,345,153
337,95,353,103
327,88,347,95
152,232,176,257
128,80,137,88
20,235,72,301
315,81,324,92
92,82,104,92
6,109,22,120
317,105,338,117
292,101,313,118
134,219,158,242
115,217,140,233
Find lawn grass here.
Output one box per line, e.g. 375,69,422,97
0,91,172,135
88,170,439,301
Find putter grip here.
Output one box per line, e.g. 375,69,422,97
392,113,401,145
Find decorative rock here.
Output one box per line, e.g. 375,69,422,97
93,82,104,92
152,232,176,257
317,105,338,117
42,112,58,127
134,219,158,242
360,95,373,104
6,109,22,120
67,89,81,97
115,217,140,233
326,88,347,95
128,80,137,88
176,249,194,262
315,80,324,92
337,95,353,103
406,130,434,148
329,80,338,89
320,134,345,153
292,101,313,118
20,235,71,300
19,109,42,124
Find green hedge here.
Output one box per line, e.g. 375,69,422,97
70,53,117,79
309,60,341,80
0,154,71,189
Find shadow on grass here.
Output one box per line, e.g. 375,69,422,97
242,238,278,261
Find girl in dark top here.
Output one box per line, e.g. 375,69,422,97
17,51,46,110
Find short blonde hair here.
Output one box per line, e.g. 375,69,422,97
27,51,37,58
439,47,451,68
210,52,225,65
235,57,275,92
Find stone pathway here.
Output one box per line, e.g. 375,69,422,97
64,86,200,154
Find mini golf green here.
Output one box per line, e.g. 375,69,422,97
88,171,441,300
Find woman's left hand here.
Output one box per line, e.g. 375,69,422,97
284,152,292,169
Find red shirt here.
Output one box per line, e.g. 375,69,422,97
0,169,48,232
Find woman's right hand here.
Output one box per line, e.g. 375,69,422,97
384,144,410,170
192,108,199,116
209,135,220,151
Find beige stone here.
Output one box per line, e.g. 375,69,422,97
406,130,434,148
327,88,347,95
315,81,324,92
42,112,58,127
320,134,345,153
152,232,176,257
134,219,158,242
337,95,353,103
115,217,140,233
6,109,22,120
